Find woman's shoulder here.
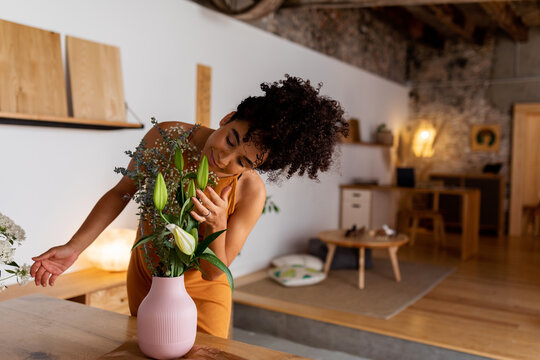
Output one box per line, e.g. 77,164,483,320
236,171,266,205
140,121,204,147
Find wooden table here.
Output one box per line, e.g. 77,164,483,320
341,184,481,260
0,294,305,360
318,229,409,289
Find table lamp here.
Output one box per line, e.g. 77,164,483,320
85,228,135,272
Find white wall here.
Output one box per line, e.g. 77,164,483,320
0,0,408,282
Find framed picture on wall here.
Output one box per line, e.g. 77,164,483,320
471,124,501,152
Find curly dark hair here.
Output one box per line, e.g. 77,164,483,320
231,75,348,181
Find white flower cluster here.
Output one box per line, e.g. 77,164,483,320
0,239,15,263
0,212,26,245
0,212,30,292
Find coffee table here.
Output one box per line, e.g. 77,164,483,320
317,229,409,289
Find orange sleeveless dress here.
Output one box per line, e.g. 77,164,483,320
126,152,240,339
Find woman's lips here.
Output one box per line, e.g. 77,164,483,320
209,150,218,169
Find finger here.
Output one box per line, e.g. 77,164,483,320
219,186,232,202
206,187,226,205
40,271,51,287
49,274,58,286
191,196,212,215
30,261,41,277
34,266,46,286
32,248,56,261
190,210,206,223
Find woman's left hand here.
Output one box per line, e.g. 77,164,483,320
190,186,231,230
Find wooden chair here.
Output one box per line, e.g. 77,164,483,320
522,204,540,236
400,209,446,246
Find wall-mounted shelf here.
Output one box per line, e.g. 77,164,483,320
0,112,144,130
341,141,392,148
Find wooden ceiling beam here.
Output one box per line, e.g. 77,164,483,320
480,2,529,41
282,0,537,9
405,4,484,43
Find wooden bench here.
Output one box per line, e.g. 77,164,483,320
0,268,129,314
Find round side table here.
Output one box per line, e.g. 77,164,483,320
317,229,409,289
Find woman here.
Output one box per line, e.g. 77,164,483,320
30,75,348,338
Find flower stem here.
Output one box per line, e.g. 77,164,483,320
0,274,16,282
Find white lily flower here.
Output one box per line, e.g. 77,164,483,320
166,224,196,256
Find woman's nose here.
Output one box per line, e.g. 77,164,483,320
217,150,234,166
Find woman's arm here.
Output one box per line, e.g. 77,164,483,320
30,122,185,286
193,172,266,280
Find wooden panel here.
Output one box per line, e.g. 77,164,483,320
0,111,142,129
510,103,540,236
196,64,212,127
88,284,130,315
0,19,67,117
67,36,126,122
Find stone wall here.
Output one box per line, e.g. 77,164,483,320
406,37,511,179
247,8,409,84
407,28,540,181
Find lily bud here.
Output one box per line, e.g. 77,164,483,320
187,179,196,199
174,148,184,172
154,172,168,211
197,155,209,190
166,224,196,255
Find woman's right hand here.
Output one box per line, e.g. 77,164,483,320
30,244,80,287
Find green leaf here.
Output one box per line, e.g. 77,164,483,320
190,228,199,247
179,197,192,224
131,234,156,251
198,253,234,291
175,247,192,265
192,259,208,279
7,261,18,267
195,229,227,256
208,178,217,187
162,214,179,224
153,172,168,211
174,148,184,172
176,183,185,210
5,269,16,274
184,172,197,180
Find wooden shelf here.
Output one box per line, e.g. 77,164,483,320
0,111,144,130
341,141,392,148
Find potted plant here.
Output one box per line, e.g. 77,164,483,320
116,120,232,359
375,123,394,145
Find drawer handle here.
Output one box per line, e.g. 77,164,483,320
352,204,361,208
352,193,362,197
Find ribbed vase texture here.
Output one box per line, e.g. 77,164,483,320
137,276,197,359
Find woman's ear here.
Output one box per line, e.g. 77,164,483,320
219,111,236,127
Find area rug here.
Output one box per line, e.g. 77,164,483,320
235,259,455,319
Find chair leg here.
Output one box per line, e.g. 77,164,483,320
410,216,419,246
439,216,447,246
433,216,440,246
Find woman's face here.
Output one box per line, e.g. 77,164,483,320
201,115,265,178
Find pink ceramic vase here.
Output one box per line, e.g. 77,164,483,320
137,275,197,359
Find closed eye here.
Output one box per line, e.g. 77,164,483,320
226,136,234,147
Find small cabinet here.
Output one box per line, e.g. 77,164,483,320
340,189,372,229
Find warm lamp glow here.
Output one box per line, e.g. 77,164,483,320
86,228,135,272
412,123,436,158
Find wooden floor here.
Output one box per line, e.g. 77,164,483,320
233,233,540,360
